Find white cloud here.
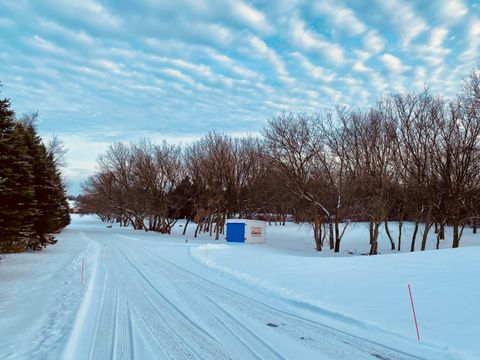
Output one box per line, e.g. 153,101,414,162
363,30,385,53
413,27,450,66
5,0,479,179
353,61,371,73
189,22,234,46
291,52,335,82
460,18,480,64
264,100,290,110
354,50,372,62
412,66,427,90
376,0,428,46
44,0,122,31
207,50,260,80
319,85,342,102
93,59,123,73
245,35,294,84
380,53,409,73
231,1,272,33
437,0,468,23
37,19,95,46
288,17,345,64
27,35,67,54
159,68,196,85
313,1,366,36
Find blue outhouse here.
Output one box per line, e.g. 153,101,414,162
226,222,246,243
226,219,266,244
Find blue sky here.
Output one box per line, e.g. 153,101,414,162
1,0,479,194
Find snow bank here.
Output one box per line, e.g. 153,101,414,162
190,242,480,359
0,215,99,359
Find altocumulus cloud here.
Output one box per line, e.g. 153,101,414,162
0,0,478,193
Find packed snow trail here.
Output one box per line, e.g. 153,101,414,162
59,220,432,360
1,216,456,359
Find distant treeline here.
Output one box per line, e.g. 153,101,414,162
0,92,70,253
80,66,480,255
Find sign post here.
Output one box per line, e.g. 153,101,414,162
408,284,420,341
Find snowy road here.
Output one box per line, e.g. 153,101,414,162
59,221,425,360
2,216,456,359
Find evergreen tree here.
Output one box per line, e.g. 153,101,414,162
20,122,70,250
1,87,70,253
0,98,36,252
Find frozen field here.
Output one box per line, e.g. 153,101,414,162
0,215,478,359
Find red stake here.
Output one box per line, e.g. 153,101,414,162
408,284,420,340
80,257,85,285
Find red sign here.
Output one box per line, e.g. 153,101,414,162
251,227,262,236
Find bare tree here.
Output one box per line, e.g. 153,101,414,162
263,113,330,251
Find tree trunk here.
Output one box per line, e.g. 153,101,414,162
137,217,147,231
334,223,340,253
313,217,322,251
328,222,334,250
384,221,395,250
194,221,201,238
452,222,460,248
369,221,374,245
334,218,349,253
439,222,445,240
334,213,340,253
152,217,157,232
209,214,214,236
127,216,137,229
221,212,227,234
369,221,380,255
321,223,327,247
398,220,403,252
168,219,177,234
215,214,221,240
183,218,190,235
420,222,433,251
420,205,433,251
410,220,420,252
473,217,477,234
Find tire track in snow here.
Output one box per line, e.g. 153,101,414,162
113,246,236,359
87,272,111,360
63,233,101,360
117,244,284,360
130,244,423,360
69,236,232,360
66,230,426,360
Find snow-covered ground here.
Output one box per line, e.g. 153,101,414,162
0,215,478,359
260,220,480,255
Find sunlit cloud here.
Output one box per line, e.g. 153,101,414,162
0,0,477,193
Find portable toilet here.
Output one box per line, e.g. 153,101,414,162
226,219,266,244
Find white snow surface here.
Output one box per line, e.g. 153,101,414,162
0,215,478,359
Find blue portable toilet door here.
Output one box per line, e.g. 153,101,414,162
226,223,245,243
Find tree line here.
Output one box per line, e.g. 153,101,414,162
80,67,480,254
0,90,70,253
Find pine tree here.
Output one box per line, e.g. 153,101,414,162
1,88,71,253
20,122,70,250
0,98,36,252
